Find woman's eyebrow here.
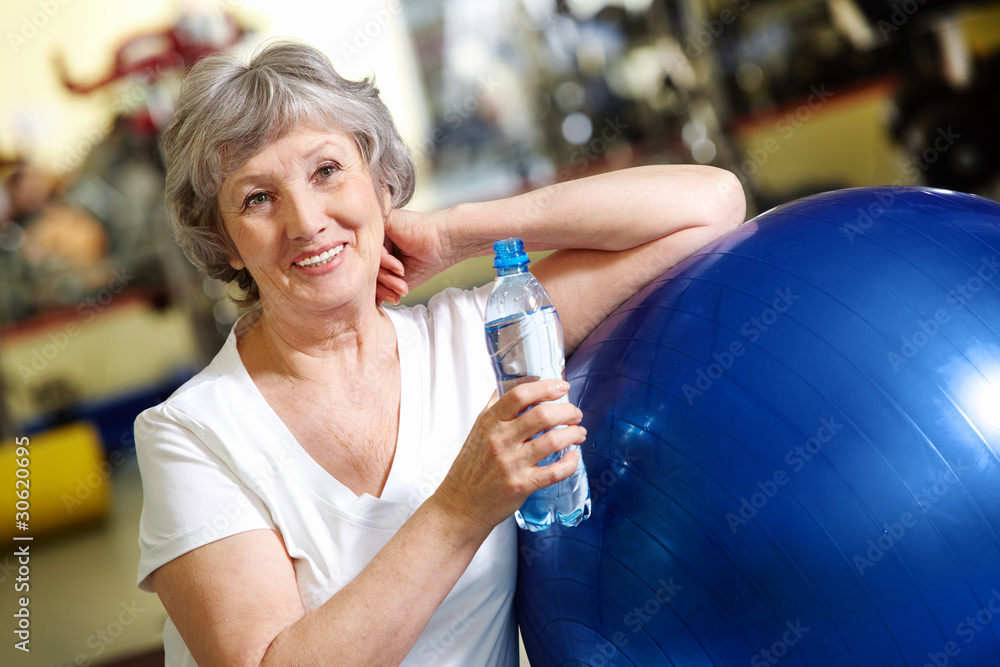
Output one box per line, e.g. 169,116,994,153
223,139,350,198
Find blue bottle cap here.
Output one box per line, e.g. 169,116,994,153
493,237,529,269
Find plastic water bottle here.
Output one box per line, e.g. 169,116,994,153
484,237,591,532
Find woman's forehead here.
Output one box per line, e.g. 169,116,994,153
226,125,360,184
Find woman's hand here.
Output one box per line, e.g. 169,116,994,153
377,208,445,305
432,380,586,533
380,208,458,297
376,243,408,305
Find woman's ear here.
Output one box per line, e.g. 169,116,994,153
228,255,246,271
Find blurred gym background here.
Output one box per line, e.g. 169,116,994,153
1,0,998,664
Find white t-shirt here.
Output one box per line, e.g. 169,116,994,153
135,285,518,667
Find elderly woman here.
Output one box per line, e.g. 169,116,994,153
135,41,744,666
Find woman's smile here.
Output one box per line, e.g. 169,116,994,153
292,242,346,269
218,124,388,314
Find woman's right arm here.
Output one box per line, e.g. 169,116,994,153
149,379,585,666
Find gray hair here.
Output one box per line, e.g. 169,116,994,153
160,40,415,308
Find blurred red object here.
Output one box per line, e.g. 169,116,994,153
54,11,246,95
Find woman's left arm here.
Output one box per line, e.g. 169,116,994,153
383,165,746,352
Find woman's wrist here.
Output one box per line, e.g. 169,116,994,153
438,201,505,264
421,489,496,549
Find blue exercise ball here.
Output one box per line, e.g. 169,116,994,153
517,186,1000,666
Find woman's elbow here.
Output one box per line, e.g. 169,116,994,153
703,167,747,231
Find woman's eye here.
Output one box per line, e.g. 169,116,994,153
244,192,269,208
317,164,339,179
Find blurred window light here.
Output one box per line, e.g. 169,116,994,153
520,0,557,29
449,37,493,82
691,138,717,164
565,0,610,20
657,37,697,90
611,45,664,100
562,112,594,145
565,0,654,20
622,0,654,14
682,118,707,147
554,80,587,112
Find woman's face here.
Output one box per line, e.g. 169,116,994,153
218,124,389,318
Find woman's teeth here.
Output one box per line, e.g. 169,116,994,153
296,244,344,267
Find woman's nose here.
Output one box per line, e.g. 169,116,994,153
281,189,328,240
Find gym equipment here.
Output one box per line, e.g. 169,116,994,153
517,186,1000,666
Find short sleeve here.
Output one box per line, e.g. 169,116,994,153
466,283,493,322
425,283,491,326
468,283,491,316
135,405,274,592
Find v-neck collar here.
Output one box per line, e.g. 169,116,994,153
223,307,423,521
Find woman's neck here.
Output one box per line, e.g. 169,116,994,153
238,298,397,388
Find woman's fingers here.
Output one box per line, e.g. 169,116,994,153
525,420,586,463
492,379,586,475
513,401,582,440
493,379,571,420
531,447,582,489
493,380,583,445
375,283,399,305
376,244,408,305
379,243,406,278
436,381,586,528
377,267,408,299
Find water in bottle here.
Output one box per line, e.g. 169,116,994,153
484,238,591,531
